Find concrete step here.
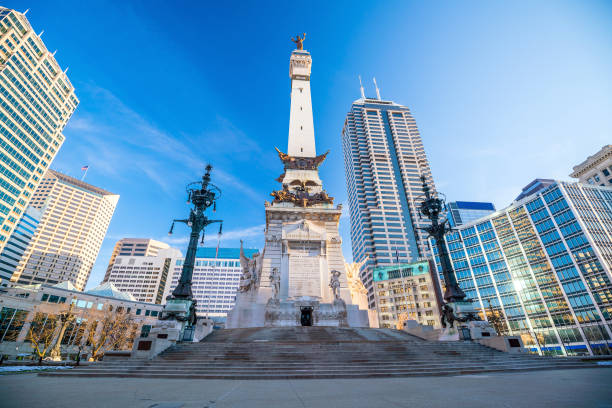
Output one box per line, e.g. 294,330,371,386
41,363,597,379
41,327,600,379
58,361,590,374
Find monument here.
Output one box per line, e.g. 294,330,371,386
226,36,369,328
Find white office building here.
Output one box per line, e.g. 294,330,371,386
9,170,118,290
104,247,182,304
103,238,170,282
164,247,258,322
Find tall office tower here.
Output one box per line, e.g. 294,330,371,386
0,8,79,253
103,238,170,282
431,180,612,356
446,201,496,227
570,145,612,187
0,206,42,285
105,248,182,304
10,170,118,290
342,90,436,308
165,247,258,323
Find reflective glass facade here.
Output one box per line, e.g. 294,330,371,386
342,97,435,308
0,205,41,284
0,8,78,254
431,181,612,355
447,201,495,227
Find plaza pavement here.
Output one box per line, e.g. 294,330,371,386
1,368,611,408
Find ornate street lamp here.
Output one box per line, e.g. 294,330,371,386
419,175,482,330
418,175,465,303
162,165,222,337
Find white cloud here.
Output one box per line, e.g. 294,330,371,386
61,84,266,200
158,224,265,248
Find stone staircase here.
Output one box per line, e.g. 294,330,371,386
41,327,598,379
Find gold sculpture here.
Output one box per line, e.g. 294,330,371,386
291,33,306,50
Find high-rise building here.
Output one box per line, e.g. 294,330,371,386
104,247,182,304
0,206,42,285
342,91,436,308
166,247,258,323
103,238,170,282
9,170,118,290
431,180,612,355
446,201,496,227
570,145,612,187
0,7,78,253
372,260,442,329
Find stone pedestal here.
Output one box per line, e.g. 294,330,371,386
158,298,196,341
131,321,182,360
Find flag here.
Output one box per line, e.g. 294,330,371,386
81,165,89,171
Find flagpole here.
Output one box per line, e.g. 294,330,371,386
81,167,88,181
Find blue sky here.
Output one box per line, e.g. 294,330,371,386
6,1,612,288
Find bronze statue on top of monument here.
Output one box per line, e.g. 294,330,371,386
291,33,306,50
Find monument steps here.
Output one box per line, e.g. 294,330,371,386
41,327,598,379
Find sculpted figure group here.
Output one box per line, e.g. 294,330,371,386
238,240,265,293
270,184,333,207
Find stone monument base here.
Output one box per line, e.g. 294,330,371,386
226,296,369,328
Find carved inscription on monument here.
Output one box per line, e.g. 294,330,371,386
288,241,321,298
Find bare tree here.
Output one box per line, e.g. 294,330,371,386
396,312,410,330
48,302,76,361
87,309,134,361
27,313,58,365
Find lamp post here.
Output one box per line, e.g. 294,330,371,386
418,175,465,303
162,165,222,338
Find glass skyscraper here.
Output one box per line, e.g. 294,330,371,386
431,180,612,355
0,206,41,285
446,201,496,227
0,8,78,254
342,94,436,308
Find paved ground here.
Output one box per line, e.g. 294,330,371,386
1,368,611,408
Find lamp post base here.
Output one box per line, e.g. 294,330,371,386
159,298,197,341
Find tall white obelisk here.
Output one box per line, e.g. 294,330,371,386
287,47,316,157
225,35,370,328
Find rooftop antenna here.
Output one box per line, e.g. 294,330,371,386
38,30,44,37
23,9,30,15
52,50,57,56
373,77,381,100
64,66,69,74
358,75,365,99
